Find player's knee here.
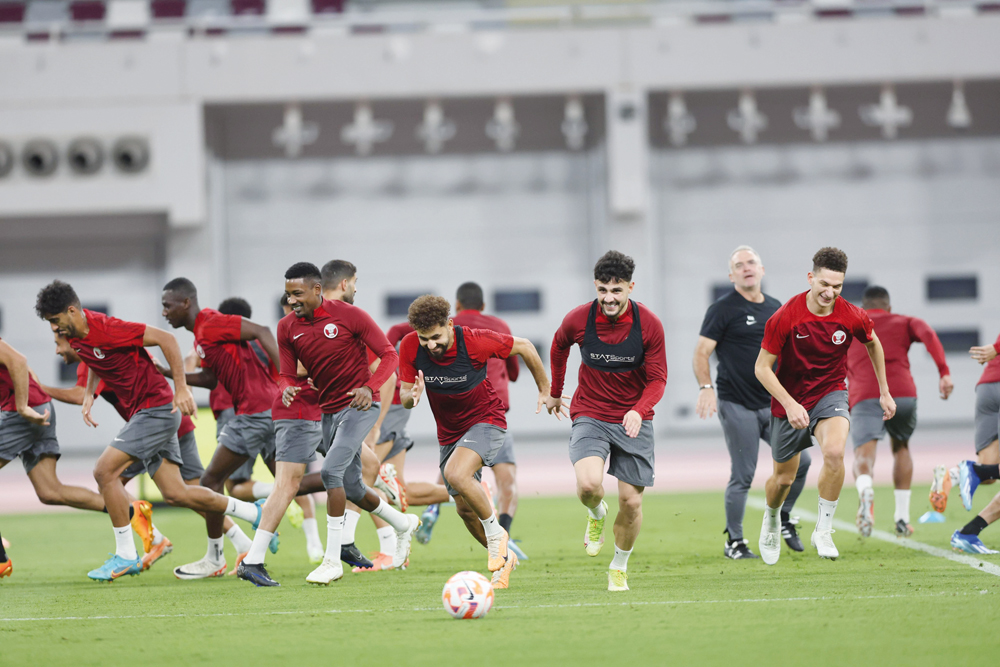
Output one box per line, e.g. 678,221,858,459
93,464,116,488
320,467,341,491
619,493,642,516
577,478,602,499
200,470,225,492
160,487,186,507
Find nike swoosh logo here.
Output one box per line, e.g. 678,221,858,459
834,408,847,412
293,333,306,340
462,439,476,443
796,334,809,339
111,565,134,578
114,437,125,442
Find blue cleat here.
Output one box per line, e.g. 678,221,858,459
269,531,280,555
950,530,998,555
340,543,372,569
508,539,529,561
88,553,143,582
959,461,981,511
236,561,280,587
252,499,266,530
415,504,439,545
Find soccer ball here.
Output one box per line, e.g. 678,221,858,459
442,571,494,619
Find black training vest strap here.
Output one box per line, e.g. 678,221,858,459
414,325,488,394
579,300,645,373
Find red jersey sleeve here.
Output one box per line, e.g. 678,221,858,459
465,329,514,364
398,333,419,384
853,307,874,343
276,317,298,392
761,305,790,355
355,310,397,394
89,314,145,349
993,331,1000,356
549,308,585,399
200,312,243,345
75,361,89,388
908,317,951,377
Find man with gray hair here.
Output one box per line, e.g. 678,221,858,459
694,245,811,558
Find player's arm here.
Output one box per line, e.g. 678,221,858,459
184,347,201,372
37,381,86,406
81,365,100,428
364,356,396,447
910,317,953,399
239,319,280,369
351,314,398,412
863,332,896,421
142,325,196,417
692,336,718,419
397,335,423,410
0,342,50,425
970,331,1000,366
544,314,575,419
754,349,809,430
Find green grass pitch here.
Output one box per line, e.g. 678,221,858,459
2,487,998,667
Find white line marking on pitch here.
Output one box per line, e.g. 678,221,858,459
746,496,1000,578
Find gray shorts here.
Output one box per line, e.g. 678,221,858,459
770,390,849,463
215,407,235,440
219,411,276,462
320,406,380,501
851,397,917,448
439,423,506,497
112,403,183,478
377,403,414,462
975,382,1000,452
275,418,323,464
121,429,204,481
568,416,655,488
0,402,60,473
492,429,516,466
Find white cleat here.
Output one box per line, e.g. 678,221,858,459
173,556,226,580
758,513,781,565
856,487,874,538
306,558,343,585
375,464,402,507
608,569,629,592
392,514,421,569
811,529,839,560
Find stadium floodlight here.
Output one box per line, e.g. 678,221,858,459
21,139,59,177
273,103,319,158
67,138,105,175
561,96,588,151
485,99,519,152
947,80,972,129
340,103,394,156
112,137,150,173
793,88,841,142
727,90,767,144
859,85,912,140
664,92,696,147
415,101,456,154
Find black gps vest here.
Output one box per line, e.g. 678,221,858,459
413,325,487,394
579,300,645,373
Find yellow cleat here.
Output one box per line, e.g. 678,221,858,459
491,551,519,590
131,500,154,554
142,538,173,571
608,569,629,592
584,501,608,557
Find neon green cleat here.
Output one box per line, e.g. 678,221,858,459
284,501,304,529
584,500,608,557
608,569,629,592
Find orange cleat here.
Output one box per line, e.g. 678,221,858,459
487,529,510,572
398,482,409,512
131,500,154,554
142,538,173,571
929,465,952,514
227,552,248,576
491,550,518,590
0,558,11,579
352,551,407,572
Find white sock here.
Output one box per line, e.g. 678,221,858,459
342,510,361,544
587,502,607,520
226,497,260,523
243,529,273,566
765,504,780,532
856,474,873,497
205,537,225,563
251,482,273,499
370,498,410,532
114,525,138,560
480,512,504,539
609,544,632,571
225,524,253,553
324,514,344,561
894,489,911,524
817,497,838,533
376,526,396,555
151,524,165,546
302,518,323,552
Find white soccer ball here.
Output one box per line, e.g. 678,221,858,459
442,570,494,619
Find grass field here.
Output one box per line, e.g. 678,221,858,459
2,487,999,667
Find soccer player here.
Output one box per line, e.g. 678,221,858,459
399,295,550,589
237,262,417,587
955,332,1000,511
544,250,667,592
755,248,895,564
694,245,810,559
846,286,953,537
452,281,528,560
35,280,263,581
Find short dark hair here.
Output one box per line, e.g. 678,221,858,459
280,294,289,307
321,260,357,291
862,285,890,309
456,282,484,310
812,247,848,275
285,262,322,286
35,280,81,319
594,250,635,284
163,277,197,299
408,295,450,332
218,297,252,318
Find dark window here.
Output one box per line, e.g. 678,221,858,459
935,329,979,353
927,276,977,301
58,360,79,383
711,284,732,303
494,290,542,313
83,303,109,315
386,293,424,318
841,279,869,305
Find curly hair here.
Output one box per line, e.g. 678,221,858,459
218,297,252,318
407,295,451,332
35,280,80,319
594,250,635,284
812,247,848,274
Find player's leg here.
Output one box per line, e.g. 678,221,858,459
570,418,612,557
850,398,886,538
718,399,760,558
951,488,1000,554
811,414,851,559
608,480,643,591
90,444,146,579
760,413,808,565
492,429,518,532
26,455,105,511
604,419,655,591
239,460,306,582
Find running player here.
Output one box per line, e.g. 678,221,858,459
544,250,667,592
399,295,550,589
755,248,895,564
237,262,418,587
35,280,263,581
694,245,810,559
846,286,953,537
955,332,1000,511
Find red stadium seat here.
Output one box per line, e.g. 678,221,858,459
151,0,187,19
69,1,106,21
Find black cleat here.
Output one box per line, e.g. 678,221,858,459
724,538,760,560
340,543,372,569
236,561,280,587
782,517,804,552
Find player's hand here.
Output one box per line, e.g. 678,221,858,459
282,385,301,407
695,387,717,420
970,345,998,365
151,357,171,377
939,374,954,400
307,377,316,391
19,406,50,426
880,393,896,421
82,394,99,428
785,402,810,430
542,395,570,420
410,371,425,408
347,386,374,411
172,385,197,417
622,410,642,438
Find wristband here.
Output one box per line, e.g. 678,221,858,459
699,384,713,390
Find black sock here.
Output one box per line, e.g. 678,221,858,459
498,513,513,534
104,505,136,520
959,515,989,537
780,510,790,525
973,464,1000,481
0,531,6,562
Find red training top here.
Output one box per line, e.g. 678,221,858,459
271,375,321,422
846,309,950,408
209,383,234,419
0,338,50,411
398,327,512,446
76,359,195,436
193,309,277,416
277,299,397,415
761,291,874,419
66,310,174,420
550,301,667,423
452,310,520,411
